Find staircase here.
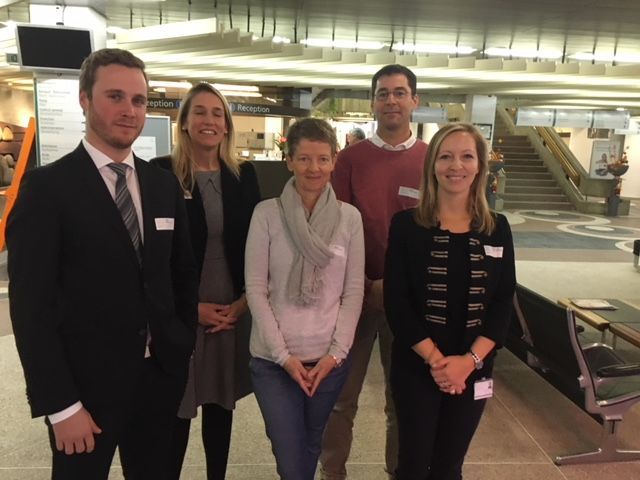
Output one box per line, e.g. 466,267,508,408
493,119,574,211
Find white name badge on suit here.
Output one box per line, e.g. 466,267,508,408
155,217,175,230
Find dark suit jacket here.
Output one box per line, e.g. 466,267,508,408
150,156,261,298
7,143,199,418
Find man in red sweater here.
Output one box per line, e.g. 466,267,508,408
320,65,428,479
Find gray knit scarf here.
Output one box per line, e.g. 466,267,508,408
278,176,342,306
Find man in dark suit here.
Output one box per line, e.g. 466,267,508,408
7,48,199,479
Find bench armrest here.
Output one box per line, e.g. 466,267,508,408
597,363,640,378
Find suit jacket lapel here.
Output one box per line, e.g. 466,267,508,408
73,143,142,267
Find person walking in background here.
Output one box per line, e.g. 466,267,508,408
345,127,366,147
245,117,365,480
384,123,516,479
151,83,260,480
320,64,427,480
7,48,199,479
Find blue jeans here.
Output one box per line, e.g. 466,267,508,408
250,356,351,480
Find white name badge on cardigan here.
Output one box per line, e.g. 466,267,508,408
155,217,175,230
484,245,503,258
474,378,493,400
398,186,420,199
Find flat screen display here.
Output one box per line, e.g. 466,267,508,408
16,24,93,72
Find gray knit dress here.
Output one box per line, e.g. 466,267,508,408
177,170,253,418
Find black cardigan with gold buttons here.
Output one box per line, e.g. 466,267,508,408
384,208,516,353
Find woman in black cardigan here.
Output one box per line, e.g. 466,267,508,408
151,83,260,480
384,123,516,480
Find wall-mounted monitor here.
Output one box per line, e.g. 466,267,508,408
16,24,93,73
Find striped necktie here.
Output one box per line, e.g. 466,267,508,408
108,162,142,263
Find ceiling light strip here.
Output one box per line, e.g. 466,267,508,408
301,38,386,50
392,43,476,55
570,52,640,63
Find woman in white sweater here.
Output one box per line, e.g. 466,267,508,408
245,118,365,480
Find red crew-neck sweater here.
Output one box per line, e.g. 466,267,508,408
332,138,427,280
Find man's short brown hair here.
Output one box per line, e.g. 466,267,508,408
79,48,147,99
371,64,417,97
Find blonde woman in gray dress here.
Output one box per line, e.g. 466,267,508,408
151,83,260,479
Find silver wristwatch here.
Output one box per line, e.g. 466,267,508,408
469,349,484,370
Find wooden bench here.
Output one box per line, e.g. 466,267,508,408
558,298,640,349
557,298,609,342
507,284,640,465
555,309,640,465
608,323,640,349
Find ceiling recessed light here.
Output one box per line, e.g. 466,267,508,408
485,47,562,59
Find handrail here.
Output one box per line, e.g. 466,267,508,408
534,127,581,187
497,107,622,210
0,117,36,251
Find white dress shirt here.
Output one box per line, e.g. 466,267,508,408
82,138,144,242
370,131,417,151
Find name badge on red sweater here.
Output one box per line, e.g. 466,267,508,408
398,186,420,199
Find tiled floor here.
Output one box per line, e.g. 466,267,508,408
1,203,639,479
2,337,640,480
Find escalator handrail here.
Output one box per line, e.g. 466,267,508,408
534,127,582,186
